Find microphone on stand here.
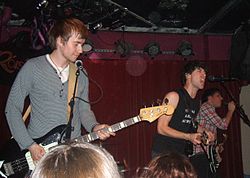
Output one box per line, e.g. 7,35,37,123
75,60,83,70
222,101,228,106
207,75,239,82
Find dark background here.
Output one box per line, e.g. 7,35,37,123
4,0,250,33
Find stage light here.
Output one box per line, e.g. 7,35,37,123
82,38,94,53
144,42,161,58
115,40,133,57
88,23,103,34
176,40,193,56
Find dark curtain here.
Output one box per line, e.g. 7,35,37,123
0,59,243,178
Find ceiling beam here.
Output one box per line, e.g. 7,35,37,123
198,0,243,33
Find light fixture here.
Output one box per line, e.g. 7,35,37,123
176,40,193,56
88,22,103,34
82,38,94,53
144,42,161,59
115,40,133,57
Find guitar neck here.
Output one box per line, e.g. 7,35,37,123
74,115,142,143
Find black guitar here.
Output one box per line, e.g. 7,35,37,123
0,105,174,178
207,134,228,173
199,132,227,174
0,125,65,178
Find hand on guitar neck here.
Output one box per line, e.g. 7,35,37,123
92,124,116,140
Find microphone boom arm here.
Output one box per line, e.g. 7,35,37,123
220,82,250,127
103,0,157,28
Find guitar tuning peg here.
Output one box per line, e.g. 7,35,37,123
151,101,155,107
156,99,162,105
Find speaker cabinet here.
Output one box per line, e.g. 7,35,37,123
230,24,250,81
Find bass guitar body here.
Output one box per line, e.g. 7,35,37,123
0,125,66,178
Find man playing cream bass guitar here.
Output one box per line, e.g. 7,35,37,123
0,104,174,178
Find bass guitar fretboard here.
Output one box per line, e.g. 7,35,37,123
74,116,141,143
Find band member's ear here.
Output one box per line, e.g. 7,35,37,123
207,95,214,102
57,36,66,47
185,73,191,79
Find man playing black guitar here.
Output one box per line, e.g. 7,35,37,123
1,18,115,178
193,88,236,178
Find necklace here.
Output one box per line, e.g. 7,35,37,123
51,59,68,76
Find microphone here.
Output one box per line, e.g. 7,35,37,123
222,101,228,106
207,75,239,82
75,60,83,70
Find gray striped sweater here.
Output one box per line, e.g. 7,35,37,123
5,55,98,149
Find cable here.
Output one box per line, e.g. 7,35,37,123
74,68,104,105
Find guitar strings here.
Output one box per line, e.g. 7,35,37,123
10,158,29,171
9,155,33,173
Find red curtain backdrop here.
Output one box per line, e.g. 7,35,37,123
84,59,242,178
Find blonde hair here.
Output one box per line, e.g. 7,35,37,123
31,142,121,178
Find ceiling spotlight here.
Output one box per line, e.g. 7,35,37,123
176,40,193,56
88,23,103,34
82,38,94,53
144,42,161,58
115,40,133,57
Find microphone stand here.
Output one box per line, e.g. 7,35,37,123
220,82,250,127
64,67,81,140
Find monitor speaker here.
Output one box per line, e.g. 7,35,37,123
230,24,250,81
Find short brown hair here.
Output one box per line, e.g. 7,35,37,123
48,18,88,50
181,60,207,85
201,88,221,103
139,152,197,178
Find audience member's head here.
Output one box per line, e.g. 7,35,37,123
139,152,197,178
30,141,121,178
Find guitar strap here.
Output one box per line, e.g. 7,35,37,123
200,142,217,174
22,62,78,122
67,62,78,121
22,105,31,122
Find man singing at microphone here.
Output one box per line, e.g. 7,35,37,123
192,88,236,177
5,18,115,172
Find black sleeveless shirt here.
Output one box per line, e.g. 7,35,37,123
152,88,200,155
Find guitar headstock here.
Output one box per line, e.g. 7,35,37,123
139,104,175,123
